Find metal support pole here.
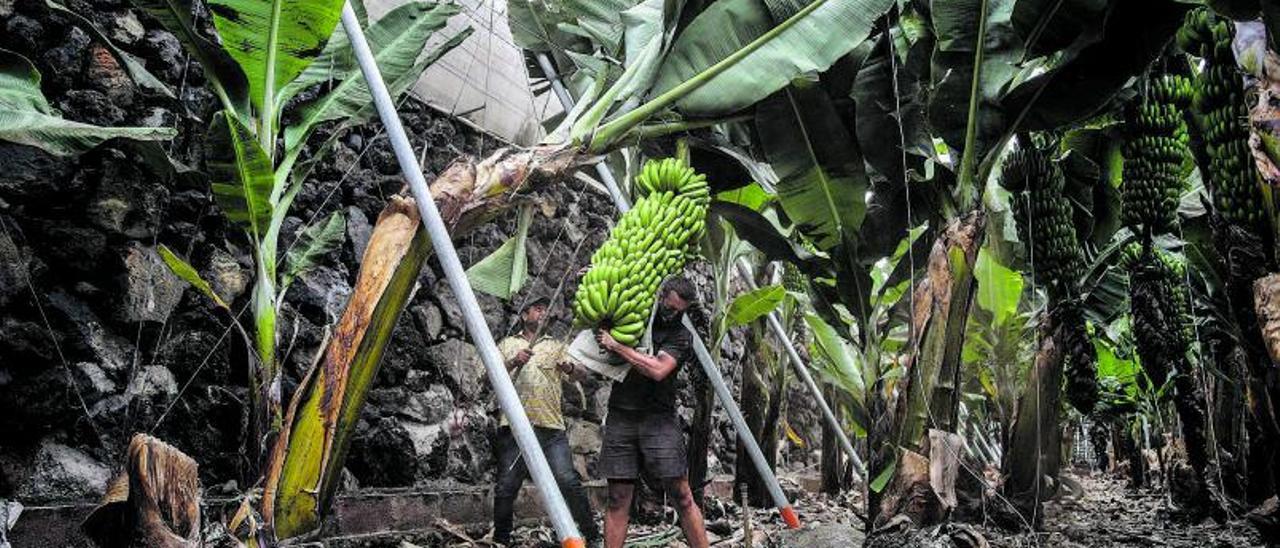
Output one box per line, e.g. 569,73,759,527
534,51,798,527
534,53,632,214
734,258,866,483
682,315,800,528
342,6,583,547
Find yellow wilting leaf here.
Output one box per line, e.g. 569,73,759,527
784,420,806,448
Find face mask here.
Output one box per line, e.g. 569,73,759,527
659,303,681,323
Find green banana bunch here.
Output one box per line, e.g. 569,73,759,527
1002,144,1098,412
1179,8,1264,228
1002,144,1085,298
635,157,711,200
1121,73,1193,236
1121,242,1194,348
1059,300,1098,414
572,158,710,346
783,262,807,293
1127,243,1194,387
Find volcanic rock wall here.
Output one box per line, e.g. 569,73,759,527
0,0,822,509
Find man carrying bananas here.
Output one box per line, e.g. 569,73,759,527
594,277,709,548
492,297,601,546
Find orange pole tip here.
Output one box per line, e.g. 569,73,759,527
780,505,801,529
561,537,586,548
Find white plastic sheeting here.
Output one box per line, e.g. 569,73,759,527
363,0,562,145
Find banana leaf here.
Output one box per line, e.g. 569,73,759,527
207,0,345,112
755,85,868,251
1001,0,1194,132
926,0,1020,170
1011,0,1107,58
281,1,467,152
569,0,672,140
0,49,175,155
973,248,1022,325
281,210,346,291
726,284,785,328
852,31,932,185
158,244,230,310
206,111,274,240
266,196,430,539
647,0,894,116
466,204,534,300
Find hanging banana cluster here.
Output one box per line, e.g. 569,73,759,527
572,158,709,346
1123,242,1194,387
1001,144,1098,413
1121,73,1193,236
783,262,807,294
1116,243,1192,350
1002,145,1086,298
1179,8,1265,228
1059,302,1099,414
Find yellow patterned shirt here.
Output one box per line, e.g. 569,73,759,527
497,336,567,430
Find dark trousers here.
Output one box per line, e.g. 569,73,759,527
493,426,600,544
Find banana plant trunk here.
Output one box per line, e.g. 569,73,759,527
1129,254,1215,511
1208,329,1251,502
250,257,280,478
820,385,843,495
734,346,770,507
998,318,1066,529
897,211,985,447
262,144,588,540
735,330,787,507
1112,416,1143,487
868,211,984,529
1244,61,1280,506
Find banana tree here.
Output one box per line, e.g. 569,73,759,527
106,0,471,540
703,0,1197,532
141,0,470,469
1194,13,1280,510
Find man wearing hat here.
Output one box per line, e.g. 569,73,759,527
492,297,600,546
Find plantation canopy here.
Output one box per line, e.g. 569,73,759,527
364,0,561,145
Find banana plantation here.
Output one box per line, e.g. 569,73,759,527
5,0,1280,546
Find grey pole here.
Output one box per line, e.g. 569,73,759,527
734,258,866,483
682,315,801,527
533,52,799,527
533,53,633,214
341,6,584,546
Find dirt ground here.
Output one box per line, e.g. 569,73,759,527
469,474,1266,547
978,475,1266,548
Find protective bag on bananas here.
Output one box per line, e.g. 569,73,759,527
566,298,659,381
571,158,709,351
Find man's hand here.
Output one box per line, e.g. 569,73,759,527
508,348,532,370
596,330,620,353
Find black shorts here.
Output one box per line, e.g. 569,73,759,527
598,408,686,480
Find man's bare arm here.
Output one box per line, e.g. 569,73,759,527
598,331,677,381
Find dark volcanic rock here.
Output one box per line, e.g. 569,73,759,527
0,143,75,203
16,440,111,502
348,417,418,488
39,26,88,92
0,229,28,308
140,29,185,81
118,243,185,324
3,14,43,54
